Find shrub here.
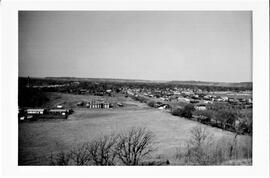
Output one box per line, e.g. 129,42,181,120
49,127,156,166
172,108,184,116
193,110,213,119
171,104,195,119
147,100,156,108
184,126,214,165
176,126,252,165
49,151,71,165
215,110,237,129
69,143,91,165
181,104,195,118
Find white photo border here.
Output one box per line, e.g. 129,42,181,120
1,0,269,177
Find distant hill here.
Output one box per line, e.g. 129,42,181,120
44,77,156,83
167,80,252,88
41,77,252,88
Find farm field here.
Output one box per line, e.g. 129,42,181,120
19,92,252,165
211,91,252,99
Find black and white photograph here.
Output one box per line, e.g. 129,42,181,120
1,0,269,177
18,11,253,166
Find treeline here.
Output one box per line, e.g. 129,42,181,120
171,103,252,135
18,87,49,107
19,77,252,93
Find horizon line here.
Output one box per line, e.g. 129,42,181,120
18,75,253,84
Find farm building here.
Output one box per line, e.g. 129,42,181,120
48,109,70,116
19,108,72,121
88,101,110,109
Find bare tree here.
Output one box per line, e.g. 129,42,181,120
86,135,118,165
184,126,214,165
48,128,157,166
69,143,91,165
49,151,71,165
115,127,156,165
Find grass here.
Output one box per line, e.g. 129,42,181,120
212,92,252,99
19,92,252,165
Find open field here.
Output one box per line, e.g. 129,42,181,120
19,92,252,165
211,91,252,99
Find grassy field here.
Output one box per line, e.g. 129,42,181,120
211,91,252,99
19,92,252,165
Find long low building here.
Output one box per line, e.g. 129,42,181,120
48,109,70,115
19,108,72,120
26,108,45,114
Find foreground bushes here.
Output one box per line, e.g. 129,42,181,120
147,100,156,108
49,127,155,166
50,126,252,166
175,126,252,165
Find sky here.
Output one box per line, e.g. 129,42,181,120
19,11,252,82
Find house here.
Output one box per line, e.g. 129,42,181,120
117,103,123,107
79,89,88,94
203,100,213,104
56,105,63,108
203,95,212,101
48,109,70,116
190,99,200,104
247,98,252,104
77,101,84,106
26,108,45,115
158,104,170,110
219,96,229,102
106,89,112,93
191,94,199,99
195,104,207,111
177,97,190,103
